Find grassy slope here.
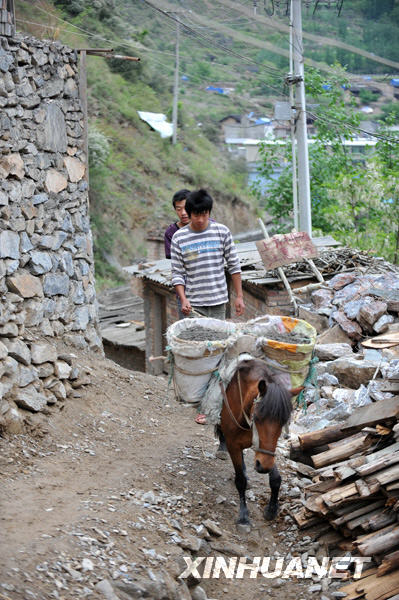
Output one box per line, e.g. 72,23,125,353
16,0,259,289
14,0,399,288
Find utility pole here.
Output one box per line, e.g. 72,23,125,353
172,18,180,145
291,0,312,236
289,0,299,231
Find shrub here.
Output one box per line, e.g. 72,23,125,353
88,126,110,169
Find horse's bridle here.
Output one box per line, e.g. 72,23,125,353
219,373,276,458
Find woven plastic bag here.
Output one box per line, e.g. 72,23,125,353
241,315,317,391
166,317,238,404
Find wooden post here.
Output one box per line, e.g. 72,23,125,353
257,218,298,314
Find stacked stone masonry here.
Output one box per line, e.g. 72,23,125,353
0,34,102,433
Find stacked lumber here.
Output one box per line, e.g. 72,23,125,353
291,396,399,600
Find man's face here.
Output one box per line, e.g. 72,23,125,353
190,211,210,232
174,199,189,226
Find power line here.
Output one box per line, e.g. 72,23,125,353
213,0,399,73
16,18,91,39
140,1,289,99
16,12,281,106
20,0,288,97
17,17,274,111
18,4,397,145
140,0,283,77
307,109,399,144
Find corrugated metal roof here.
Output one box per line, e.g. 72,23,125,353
124,241,314,289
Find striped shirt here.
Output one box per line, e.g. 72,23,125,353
171,221,241,306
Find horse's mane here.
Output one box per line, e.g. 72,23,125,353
237,359,293,426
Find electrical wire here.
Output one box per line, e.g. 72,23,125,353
138,9,287,96
21,0,395,141
16,18,92,39
17,17,276,111
16,13,283,105
140,0,283,77
307,109,399,144
19,0,294,100
140,2,289,99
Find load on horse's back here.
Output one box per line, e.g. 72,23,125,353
217,357,298,527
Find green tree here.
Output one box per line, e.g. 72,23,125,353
380,102,399,123
374,116,399,262
252,65,363,233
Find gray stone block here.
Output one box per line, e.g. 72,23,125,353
43,273,70,296
14,386,47,412
0,230,20,259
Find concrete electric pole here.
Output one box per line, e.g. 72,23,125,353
291,0,312,236
172,18,180,145
288,0,299,231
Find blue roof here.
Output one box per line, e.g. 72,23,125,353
254,117,272,125
391,79,399,88
206,85,226,94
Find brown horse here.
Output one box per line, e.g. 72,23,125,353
216,358,294,528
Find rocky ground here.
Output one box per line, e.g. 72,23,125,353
0,349,350,600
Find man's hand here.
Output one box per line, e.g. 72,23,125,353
181,298,192,315
235,295,245,317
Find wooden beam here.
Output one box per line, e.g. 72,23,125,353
311,433,373,469
342,396,399,432
298,424,347,451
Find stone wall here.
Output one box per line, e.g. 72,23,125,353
0,34,102,433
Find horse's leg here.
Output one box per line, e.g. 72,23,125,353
264,465,281,521
229,447,250,526
215,425,228,460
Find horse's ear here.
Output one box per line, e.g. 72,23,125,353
258,379,267,397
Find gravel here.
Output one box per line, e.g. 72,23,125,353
177,327,230,342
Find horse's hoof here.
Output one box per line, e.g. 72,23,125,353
216,450,228,460
264,505,278,521
236,522,251,533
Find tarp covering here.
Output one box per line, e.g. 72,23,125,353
137,111,173,138
205,85,227,94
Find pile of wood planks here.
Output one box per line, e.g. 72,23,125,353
291,395,399,600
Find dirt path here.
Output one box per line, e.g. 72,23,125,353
0,351,337,600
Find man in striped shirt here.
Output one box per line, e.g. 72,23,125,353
171,189,245,319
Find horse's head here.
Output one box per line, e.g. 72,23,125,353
253,378,293,474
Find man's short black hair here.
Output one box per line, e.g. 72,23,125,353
172,188,191,208
185,189,213,217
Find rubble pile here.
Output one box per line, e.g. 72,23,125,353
282,249,399,597
301,250,399,344
290,361,399,599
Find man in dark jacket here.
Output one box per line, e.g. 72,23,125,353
164,189,191,259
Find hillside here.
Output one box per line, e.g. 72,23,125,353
13,0,399,286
